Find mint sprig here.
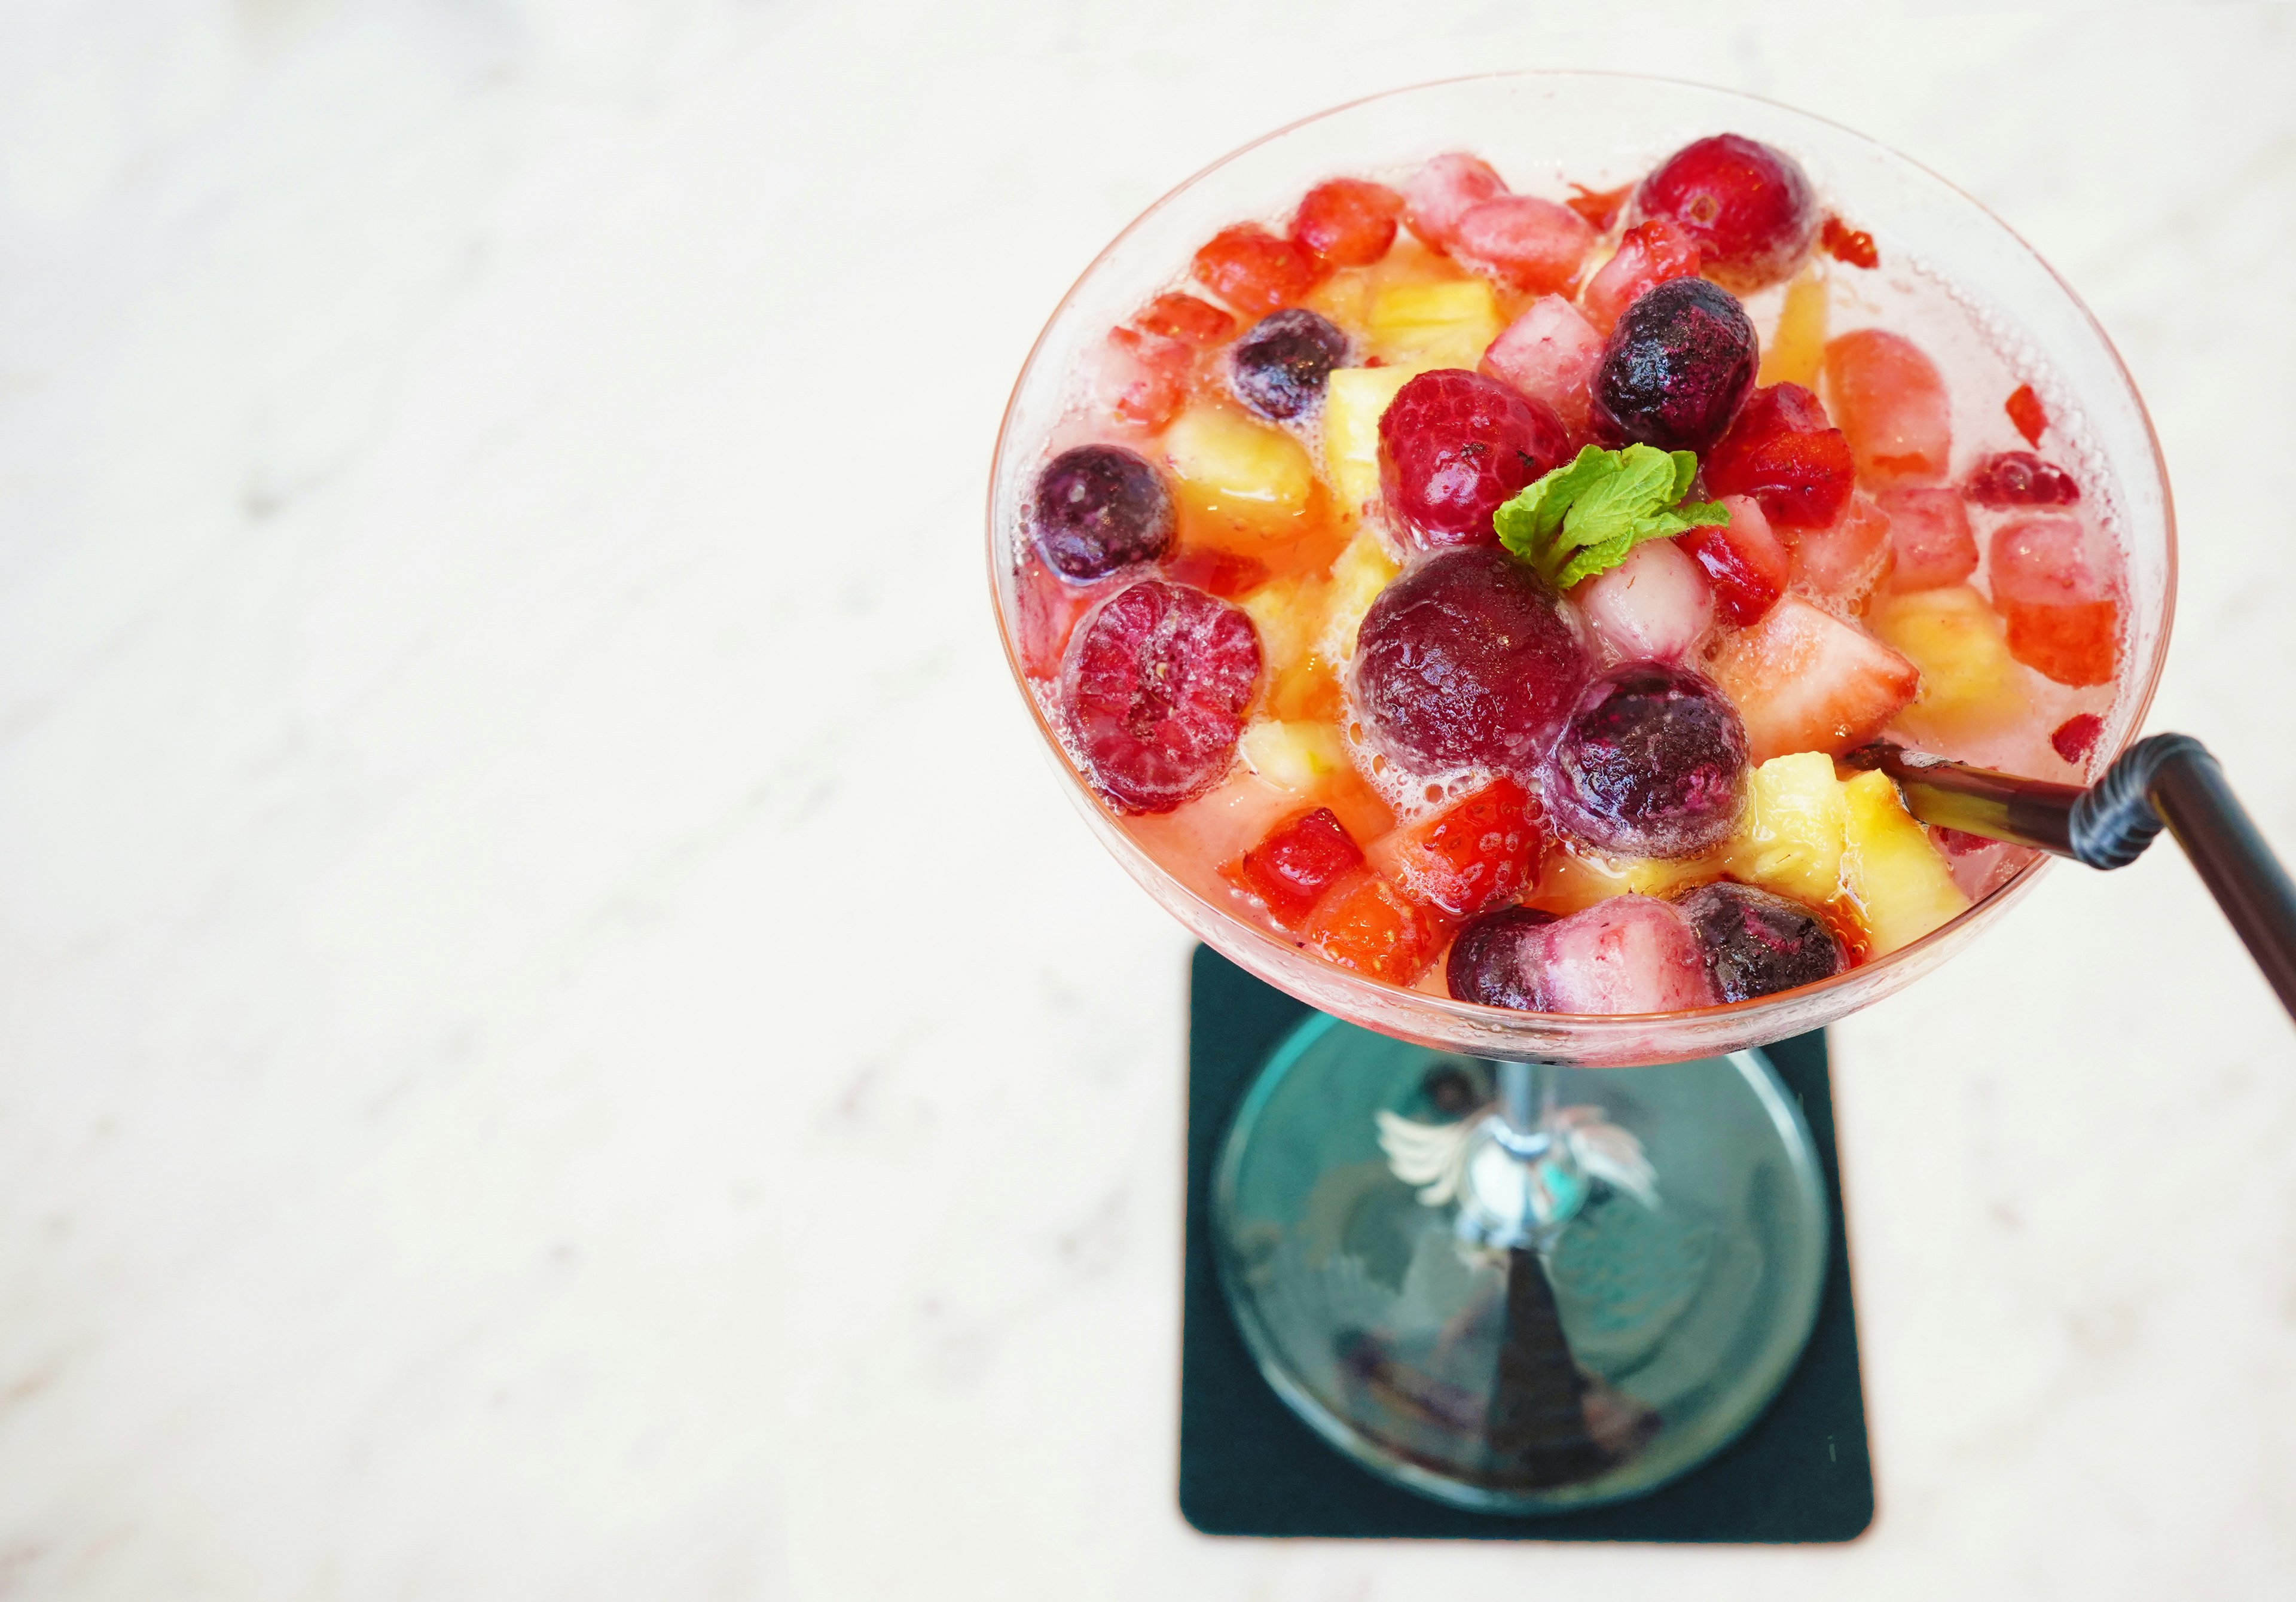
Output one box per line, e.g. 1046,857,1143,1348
1494,444,1727,590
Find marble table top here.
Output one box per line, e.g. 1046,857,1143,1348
1,3,2291,1597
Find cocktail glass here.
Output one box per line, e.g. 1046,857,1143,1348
988,74,2173,1510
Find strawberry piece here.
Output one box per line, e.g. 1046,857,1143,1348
1819,215,1880,269
1162,547,1269,599
1564,181,1635,233
1100,326,1190,429
1135,292,1235,345
1480,294,1605,438
1222,806,1366,929
1931,825,1995,858
2051,712,2105,765
1451,194,1596,295
1822,329,1952,486
1790,493,1894,608
1876,486,1978,591
1702,382,1855,528
1301,866,1444,984
1192,224,1321,318
1678,494,1790,626
1402,152,1509,251
1578,217,1703,335
2005,383,2048,447
1706,593,1921,761
1292,178,1404,269
1364,776,1545,919
1989,515,2122,686
1966,450,2080,506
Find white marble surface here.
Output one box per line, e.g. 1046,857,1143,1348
1,2,2292,1596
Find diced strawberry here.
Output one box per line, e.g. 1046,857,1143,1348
1162,547,1269,599
1192,224,1321,318
1702,382,1855,528
2005,383,2047,447
1402,153,1509,251
1876,486,1978,591
1578,217,1703,335
1789,492,1894,608
1564,181,1635,233
2051,712,2104,765
1678,495,1790,627
1135,292,1235,345
1480,294,1605,437
1819,215,1880,269
1706,593,1921,761
1822,328,1952,486
1989,515,2123,686
1364,776,1545,919
1222,806,1366,929
1450,195,1596,295
1301,866,1444,984
1292,178,1404,269
1099,325,1190,429
1013,553,1104,679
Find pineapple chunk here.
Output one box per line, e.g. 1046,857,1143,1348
1532,846,1726,914
1867,585,2029,740
1241,575,1325,680
1303,267,1372,331
1758,264,1828,389
1366,279,1503,370
1238,719,1352,794
1315,530,1402,663
1162,405,1314,526
1725,751,1851,904
1840,769,1971,955
1324,367,1429,518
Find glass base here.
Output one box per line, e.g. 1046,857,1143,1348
1211,1013,1828,1513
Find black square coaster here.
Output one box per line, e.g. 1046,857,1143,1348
1178,944,1875,1542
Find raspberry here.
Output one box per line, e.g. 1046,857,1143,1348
1228,309,1349,420
1543,664,1750,859
2050,712,2105,765
1031,444,1176,581
1135,292,1235,345
1192,224,1321,318
1061,579,1261,813
1291,178,1403,269
1635,134,1819,292
1591,277,1758,453
1677,882,1845,1002
1701,382,1855,529
1967,451,2080,507
2005,384,2048,447
1377,369,1568,550
1222,807,1364,928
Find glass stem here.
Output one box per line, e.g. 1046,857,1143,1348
1495,1059,1555,1141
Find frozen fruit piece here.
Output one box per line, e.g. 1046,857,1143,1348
1451,194,1597,295
1162,547,1268,599
1580,217,1703,335
1446,906,1561,1009
1062,579,1262,813
1222,806,1364,928
1702,382,1855,529
1790,492,1894,608
1315,529,1402,663
1966,450,2080,506
1097,326,1189,430
1678,495,1789,627
1635,134,1819,292
2005,383,2047,447
1229,309,1350,420
1266,654,1344,722
1822,328,1951,486
1323,365,1429,515
1364,278,1503,369
1352,547,1590,774
1591,277,1759,453
1840,769,1970,956
1237,718,1351,794
1678,881,1845,1001
1576,535,1715,663
1706,593,1921,761
1292,177,1405,269
2051,712,2104,765
1564,181,1634,232
1136,292,1235,344
1378,368,1568,550
1192,224,1321,318
1545,663,1750,859
1723,750,1851,905
1867,585,2028,740
1162,405,1315,526
1931,825,1994,858
1988,515,2122,686
1757,264,1828,389
1480,295,1605,437
1403,152,1510,251
1818,215,1879,270
1876,486,1977,591
1366,776,1544,918
1302,866,1442,983
1033,444,1177,581
1511,895,1719,1014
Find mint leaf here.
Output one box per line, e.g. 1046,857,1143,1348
1494,443,1727,590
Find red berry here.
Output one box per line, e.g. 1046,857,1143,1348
1636,134,1819,292
1365,776,1545,919
1876,486,1978,591
1967,450,2079,506
1449,195,1596,295
1678,496,1790,627
2005,384,2048,447
1300,868,1443,984
1100,325,1190,430
1702,382,1855,529
1819,215,1880,270
1579,217,1703,335
1564,181,1635,233
1191,224,1321,318
1292,178,1403,269
1378,368,1568,550
1135,292,1235,345
2050,712,2105,765
1222,807,1365,929
1061,579,1262,813
1402,153,1509,251
1931,826,1996,858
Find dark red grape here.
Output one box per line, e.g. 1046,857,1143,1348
1031,445,1176,581
1543,663,1748,858
1590,277,1758,454
1676,881,1845,1002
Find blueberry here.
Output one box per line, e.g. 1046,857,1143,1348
1031,444,1176,581
1591,277,1758,453
1445,907,1557,1009
1544,663,1748,858
1676,881,1845,1002
1229,309,1349,420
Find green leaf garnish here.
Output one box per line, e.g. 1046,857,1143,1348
1493,444,1727,590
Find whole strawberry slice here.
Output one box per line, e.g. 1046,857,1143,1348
1365,776,1546,919
1702,382,1854,529
1705,593,1919,762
